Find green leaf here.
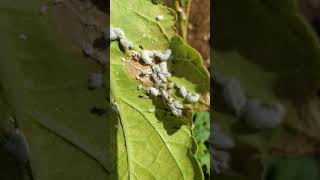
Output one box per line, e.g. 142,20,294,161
169,36,210,95
195,143,210,176
193,112,210,175
0,1,108,179
193,112,210,143
110,0,209,178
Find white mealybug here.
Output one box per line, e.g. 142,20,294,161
159,61,171,77
158,73,167,82
169,101,183,116
169,101,176,110
185,92,200,103
179,86,187,98
173,100,183,109
120,38,133,50
114,27,125,39
148,87,159,96
222,77,247,116
155,15,164,21
110,28,118,41
162,72,171,78
110,27,125,41
243,99,285,129
151,74,162,87
112,102,120,113
88,73,103,89
154,49,172,61
148,107,156,113
159,61,168,72
152,64,161,73
172,109,182,117
141,50,154,65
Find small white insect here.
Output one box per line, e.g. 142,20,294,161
112,102,120,113
120,38,133,50
179,86,187,98
152,64,161,73
173,100,183,109
243,99,285,129
148,107,156,113
141,50,154,65
155,15,164,21
185,92,200,103
159,61,168,72
88,73,103,89
222,77,247,116
151,74,162,87
110,27,125,41
162,72,171,78
110,29,118,41
158,73,167,82
148,87,159,96
137,84,143,90
172,109,182,117
154,49,172,61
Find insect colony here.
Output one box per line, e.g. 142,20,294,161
108,24,200,116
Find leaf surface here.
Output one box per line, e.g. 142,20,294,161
110,0,209,179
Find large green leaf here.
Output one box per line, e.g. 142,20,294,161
110,0,209,179
0,0,108,179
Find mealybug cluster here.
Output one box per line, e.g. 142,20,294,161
110,27,200,117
